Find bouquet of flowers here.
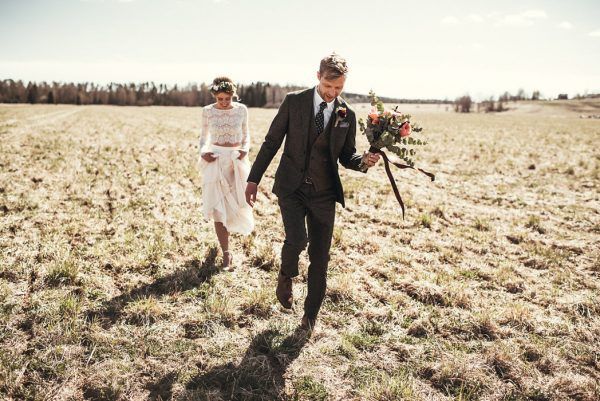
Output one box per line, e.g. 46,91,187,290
358,91,435,218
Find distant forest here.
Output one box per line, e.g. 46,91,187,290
0,79,450,108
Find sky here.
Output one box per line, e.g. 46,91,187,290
1,0,599,100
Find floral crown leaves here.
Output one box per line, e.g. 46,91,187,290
210,81,236,93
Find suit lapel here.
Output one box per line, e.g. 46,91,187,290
329,97,341,158
301,88,314,150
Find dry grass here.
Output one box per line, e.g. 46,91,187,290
0,101,599,400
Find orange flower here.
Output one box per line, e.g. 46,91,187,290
368,107,380,124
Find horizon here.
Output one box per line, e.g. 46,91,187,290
3,77,591,103
1,0,600,101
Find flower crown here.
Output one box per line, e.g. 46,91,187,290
210,81,236,93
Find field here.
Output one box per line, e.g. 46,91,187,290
1,100,599,401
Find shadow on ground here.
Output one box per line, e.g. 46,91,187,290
86,246,219,327
175,325,310,401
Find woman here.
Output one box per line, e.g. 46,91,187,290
198,77,254,269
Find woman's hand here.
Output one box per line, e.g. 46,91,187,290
201,152,217,162
238,150,247,160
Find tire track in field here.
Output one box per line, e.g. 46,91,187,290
0,108,84,141
23,107,83,126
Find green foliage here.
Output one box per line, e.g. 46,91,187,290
293,376,328,401
59,294,81,319
46,259,79,287
419,213,432,229
343,331,381,351
240,287,274,318
370,90,385,113
250,241,279,271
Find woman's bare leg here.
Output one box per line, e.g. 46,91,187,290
214,221,232,267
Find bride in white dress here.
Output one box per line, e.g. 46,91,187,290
198,77,254,268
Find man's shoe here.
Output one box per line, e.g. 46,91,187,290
276,272,293,309
300,314,316,331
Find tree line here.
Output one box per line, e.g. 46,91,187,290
454,89,542,113
454,89,600,113
0,79,452,108
0,79,306,108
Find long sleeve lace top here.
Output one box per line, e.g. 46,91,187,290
199,102,250,155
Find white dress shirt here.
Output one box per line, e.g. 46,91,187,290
313,86,335,128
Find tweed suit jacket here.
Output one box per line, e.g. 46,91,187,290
247,87,365,208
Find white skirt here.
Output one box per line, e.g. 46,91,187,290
198,145,254,235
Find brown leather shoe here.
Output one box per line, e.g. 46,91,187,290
300,314,316,331
276,272,293,309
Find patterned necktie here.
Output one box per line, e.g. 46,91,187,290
315,101,327,135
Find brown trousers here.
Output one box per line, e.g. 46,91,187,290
278,182,336,319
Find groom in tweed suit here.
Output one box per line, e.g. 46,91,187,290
245,53,380,330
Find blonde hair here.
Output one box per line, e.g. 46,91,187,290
319,53,348,80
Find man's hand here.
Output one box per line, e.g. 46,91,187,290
238,150,247,160
201,152,217,162
245,182,258,207
362,151,381,168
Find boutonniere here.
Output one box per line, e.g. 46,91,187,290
334,105,347,127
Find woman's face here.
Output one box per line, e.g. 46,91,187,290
215,92,233,109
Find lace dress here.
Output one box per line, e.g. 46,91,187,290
198,102,254,234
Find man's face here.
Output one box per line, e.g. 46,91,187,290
317,72,346,103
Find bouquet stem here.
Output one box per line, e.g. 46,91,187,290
369,146,436,220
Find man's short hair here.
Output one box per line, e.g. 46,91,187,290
319,53,348,80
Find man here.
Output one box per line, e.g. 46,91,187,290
245,53,380,331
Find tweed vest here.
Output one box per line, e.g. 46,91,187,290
304,108,335,191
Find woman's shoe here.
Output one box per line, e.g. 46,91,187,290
222,250,234,270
